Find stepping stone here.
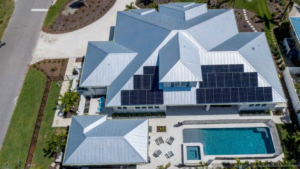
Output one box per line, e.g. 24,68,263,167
247,21,250,23
245,18,248,21
254,30,257,32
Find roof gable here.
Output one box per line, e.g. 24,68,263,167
159,32,202,82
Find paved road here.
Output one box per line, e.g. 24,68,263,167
0,0,51,149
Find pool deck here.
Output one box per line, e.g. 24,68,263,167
137,114,284,169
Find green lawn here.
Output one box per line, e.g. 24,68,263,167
0,0,14,40
43,0,68,27
31,81,66,168
0,70,46,168
276,124,300,161
235,0,271,19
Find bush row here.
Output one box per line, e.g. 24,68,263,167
112,112,166,118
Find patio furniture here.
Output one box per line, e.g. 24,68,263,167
155,136,164,145
153,150,162,157
165,151,174,158
166,136,175,145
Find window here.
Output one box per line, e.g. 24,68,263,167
261,104,267,106
135,107,140,109
255,104,260,107
122,107,127,109
249,104,254,107
142,107,147,109
148,106,153,109
174,82,180,87
154,106,159,109
117,107,122,109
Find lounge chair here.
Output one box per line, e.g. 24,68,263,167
165,151,174,158
166,136,175,145
153,150,162,157
155,136,164,145
97,107,102,112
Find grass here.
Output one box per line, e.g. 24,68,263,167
235,0,271,19
31,81,66,168
0,70,46,168
276,124,300,161
43,0,68,27
0,0,14,40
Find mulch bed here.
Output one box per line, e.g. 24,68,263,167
43,0,116,34
234,9,264,32
30,59,69,77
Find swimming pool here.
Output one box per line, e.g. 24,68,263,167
187,146,201,160
183,127,275,155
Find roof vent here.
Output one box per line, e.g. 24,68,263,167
252,47,255,50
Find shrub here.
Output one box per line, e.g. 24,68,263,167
33,64,36,68
280,1,286,6
58,60,61,63
86,13,89,16
48,60,51,63
53,60,56,63
272,12,277,17
41,69,44,72
37,68,40,70
51,67,57,71
37,62,40,65
43,61,46,64
65,18,69,22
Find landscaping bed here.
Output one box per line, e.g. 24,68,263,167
0,70,46,168
112,112,166,118
31,59,68,77
239,110,271,116
43,0,116,33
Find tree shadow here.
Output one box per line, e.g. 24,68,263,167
69,1,84,9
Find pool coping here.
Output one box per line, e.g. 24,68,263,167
182,125,276,165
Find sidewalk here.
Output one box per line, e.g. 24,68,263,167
31,0,136,64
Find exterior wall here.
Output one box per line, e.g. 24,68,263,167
283,67,300,111
238,103,276,111
113,105,166,113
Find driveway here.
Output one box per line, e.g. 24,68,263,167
32,0,136,63
0,0,51,149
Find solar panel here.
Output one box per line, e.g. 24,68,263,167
216,73,225,87
142,75,151,89
229,64,244,72
213,88,223,103
230,88,239,102
232,73,241,87
241,73,250,87
263,87,273,101
201,65,214,73
205,88,214,103
121,90,130,105
150,75,159,89
224,73,233,87
255,87,264,102
247,87,256,102
249,72,258,87
200,74,207,88
239,87,248,102
196,89,206,103
215,65,229,73
144,66,158,75
207,73,216,88
139,90,147,104
133,75,142,90
154,90,164,104
146,90,155,104
129,90,139,105
222,88,231,103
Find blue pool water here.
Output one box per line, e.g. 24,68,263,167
187,146,201,160
183,127,275,155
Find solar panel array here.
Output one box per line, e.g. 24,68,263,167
121,66,163,105
197,64,273,104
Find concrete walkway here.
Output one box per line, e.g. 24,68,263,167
289,3,300,17
31,0,136,63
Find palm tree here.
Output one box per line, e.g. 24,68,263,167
44,132,67,157
292,130,300,144
125,2,137,11
157,162,171,169
275,158,296,169
58,90,79,112
281,0,294,21
149,2,159,11
235,158,249,168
